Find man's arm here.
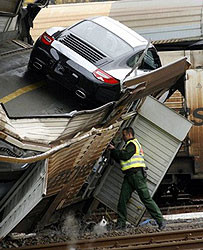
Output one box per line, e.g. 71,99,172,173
110,142,136,162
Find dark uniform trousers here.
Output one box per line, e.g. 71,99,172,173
117,168,163,227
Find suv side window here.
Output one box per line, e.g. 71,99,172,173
127,48,161,70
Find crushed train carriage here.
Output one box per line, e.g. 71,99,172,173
0,0,196,239
0,55,191,238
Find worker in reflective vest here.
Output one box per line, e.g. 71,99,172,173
109,127,166,230
121,138,146,170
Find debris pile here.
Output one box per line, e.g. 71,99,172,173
2,210,203,248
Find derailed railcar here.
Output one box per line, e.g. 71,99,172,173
0,57,191,238
0,0,197,238
0,102,121,238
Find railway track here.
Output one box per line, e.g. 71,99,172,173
161,203,203,215
9,227,203,249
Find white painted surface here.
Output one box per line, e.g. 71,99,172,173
164,212,203,220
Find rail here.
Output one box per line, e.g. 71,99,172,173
8,228,203,249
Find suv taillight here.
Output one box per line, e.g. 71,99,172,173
93,69,119,84
41,32,54,45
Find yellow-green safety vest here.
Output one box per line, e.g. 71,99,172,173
121,138,146,171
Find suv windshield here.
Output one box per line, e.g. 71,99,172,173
68,20,132,58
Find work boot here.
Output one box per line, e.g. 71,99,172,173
158,220,166,230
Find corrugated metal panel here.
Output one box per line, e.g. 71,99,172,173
47,137,93,196
112,2,202,41
123,57,190,101
47,123,121,207
186,69,203,173
160,50,203,69
0,105,19,138
31,1,112,39
138,96,192,141
0,160,47,239
94,96,192,226
0,102,113,150
31,0,203,42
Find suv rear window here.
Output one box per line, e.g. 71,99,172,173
68,20,132,58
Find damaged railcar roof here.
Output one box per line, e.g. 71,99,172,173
123,57,190,101
0,102,114,152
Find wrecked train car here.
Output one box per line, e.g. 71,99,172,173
0,57,191,238
30,0,203,188
7,0,203,181
0,0,198,239
0,102,120,238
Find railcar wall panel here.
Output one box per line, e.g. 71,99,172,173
159,50,203,68
159,51,203,172
123,57,190,103
0,160,47,239
58,124,121,208
47,136,94,196
94,96,192,226
31,0,203,42
185,69,203,173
